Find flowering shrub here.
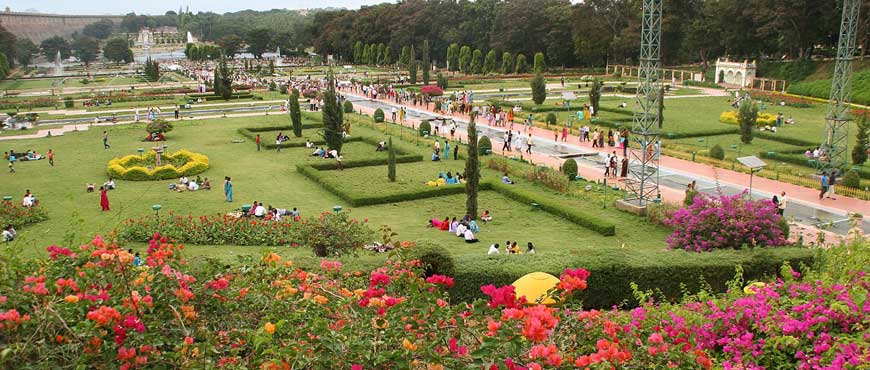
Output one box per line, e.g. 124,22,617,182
420,85,444,97
119,212,299,246
107,149,210,181
0,234,867,368
664,192,787,251
750,90,815,108
0,200,48,228
719,110,778,127
296,211,375,257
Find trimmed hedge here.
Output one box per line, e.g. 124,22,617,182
562,158,578,179
374,108,385,123
478,135,492,155
446,247,814,308
237,124,327,149
486,180,615,236
187,92,253,99
662,127,738,139
754,131,818,147
107,150,210,181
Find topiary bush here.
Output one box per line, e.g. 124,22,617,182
63,98,74,109
562,158,578,180
478,135,492,155
107,150,210,181
373,108,385,123
410,241,455,278
709,144,725,160
145,119,173,134
546,112,557,127
842,169,861,189
418,120,432,136
343,100,354,113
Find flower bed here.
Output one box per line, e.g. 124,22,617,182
0,235,864,368
107,150,209,181
119,213,298,246
718,110,778,127
0,201,48,228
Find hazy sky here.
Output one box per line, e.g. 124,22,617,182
3,0,393,15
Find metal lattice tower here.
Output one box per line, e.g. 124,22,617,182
821,0,862,175
626,0,662,205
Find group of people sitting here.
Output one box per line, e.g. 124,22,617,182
310,147,341,159
2,225,16,242
428,211,494,243
169,176,211,192
247,201,300,221
4,150,43,161
275,132,292,147
83,99,112,107
426,171,465,187
488,241,535,255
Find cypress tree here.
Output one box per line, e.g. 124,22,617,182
514,53,528,74
501,52,513,75
459,46,471,74
852,115,869,165
421,40,430,85
408,45,417,84
533,52,546,74
290,89,302,137
320,71,344,153
530,73,546,105
446,44,459,72
471,49,483,74
399,46,409,67
465,113,480,220
738,99,757,144
387,137,396,182
483,50,497,75
658,85,665,128
383,46,392,65
589,79,602,116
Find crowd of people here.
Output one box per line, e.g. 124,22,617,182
245,201,301,221
170,176,211,192
488,241,535,255
427,171,465,187
429,214,485,243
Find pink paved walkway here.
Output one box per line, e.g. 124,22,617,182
344,91,869,217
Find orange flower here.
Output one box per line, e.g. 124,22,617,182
263,252,282,264
64,295,80,303
313,295,328,305
402,338,418,351
264,322,276,334
426,364,444,370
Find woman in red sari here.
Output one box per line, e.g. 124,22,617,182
99,186,110,211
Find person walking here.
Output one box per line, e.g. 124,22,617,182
454,144,459,160
819,172,829,200
102,131,110,149
778,191,787,216
826,172,837,200
561,126,568,142
526,134,533,154
99,186,110,211
444,141,451,160
47,149,54,166
255,134,261,151
174,105,180,119
224,177,234,202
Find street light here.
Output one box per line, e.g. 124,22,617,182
152,204,162,218
737,156,767,200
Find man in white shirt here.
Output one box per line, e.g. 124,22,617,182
488,243,500,255
188,181,199,191
456,223,467,237
464,229,478,243
254,204,267,217
179,176,189,185
2,225,15,242
778,191,787,216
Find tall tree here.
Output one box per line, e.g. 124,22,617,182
40,36,71,61
216,59,233,99
533,52,546,74
447,43,459,72
82,19,115,40
0,24,17,64
738,99,757,144
421,40,431,85
353,41,363,63
217,35,243,58
853,115,869,165
458,46,471,74
589,79,602,116
362,44,371,65
398,46,409,67
387,137,396,182
500,52,513,75
383,46,392,65
530,73,546,105
408,45,417,84
470,49,483,74
14,39,38,67
320,71,344,153
72,36,100,68
103,38,133,64
290,89,303,137
377,43,386,64
465,113,480,220
483,50,497,75
245,28,274,59
514,53,527,74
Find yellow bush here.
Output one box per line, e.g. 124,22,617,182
719,111,777,127
106,150,210,181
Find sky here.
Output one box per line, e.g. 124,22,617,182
2,0,394,15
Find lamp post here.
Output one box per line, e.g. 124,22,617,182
152,204,162,218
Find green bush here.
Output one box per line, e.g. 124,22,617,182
409,241,455,278
843,169,861,188
63,98,74,108
546,112,557,127
562,158,578,179
478,135,492,155
343,100,354,113
487,180,615,236
373,108,385,123
709,144,725,160
418,120,432,136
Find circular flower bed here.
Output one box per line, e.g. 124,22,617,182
107,149,209,181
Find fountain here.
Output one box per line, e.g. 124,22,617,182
53,50,64,76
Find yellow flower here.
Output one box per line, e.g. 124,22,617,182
264,322,276,334
402,338,418,351
427,364,444,370
64,295,79,303
313,295,328,305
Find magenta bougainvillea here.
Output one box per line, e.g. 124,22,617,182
664,192,787,252
420,85,444,97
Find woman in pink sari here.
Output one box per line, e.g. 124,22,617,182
99,186,110,211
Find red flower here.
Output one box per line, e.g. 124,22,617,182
480,284,518,309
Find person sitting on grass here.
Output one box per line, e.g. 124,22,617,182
254,202,267,217
179,176,190,186
305,140,314,148
502,173,514,184
488,243,500,255
376,141,387,152
455,222,467,237
431,151,440,161
22,190,35,207
464,228,479,243
311,147,325,157
481,210,493,223
509,242,521,254
2,225,16,242
188,179,200,191
469,220,480,233
448,217,458,233
527,242,536,254
104,178,116,190
202,178,211,190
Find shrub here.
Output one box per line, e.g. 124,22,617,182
0,201,48,228
477,135,492,155
418,120,431,136
709,144,725,160
120,212,298,245
343,100,354,113
664,192,787,252
719,110,776,127
545,112,557,127
530,73,546,105
409,241,455,277
842,169,861,188
63,98,74,108
145,119,173,134
107,150,210,181
420,85,443,97
296,211,375,257
373,108,385,123
562,158,578,179
268,81,276,91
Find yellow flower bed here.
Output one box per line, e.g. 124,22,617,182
107,149,210,181
719,111,778,127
